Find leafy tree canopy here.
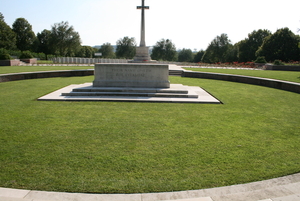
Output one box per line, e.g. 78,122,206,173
37,29,52,55
12,18,37,52
50,21,81,57
256,27,299,62
0,12,17,50
178,48,193,62
151,39,177,61
237,29,271,62
202,33,232,63
99,43,115,58
116,36,136,59
194,50,205,63
76,46,95,58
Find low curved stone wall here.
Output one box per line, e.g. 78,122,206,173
263,64,300,71
0,69,299,94
0,69,94,83
183,70,300,94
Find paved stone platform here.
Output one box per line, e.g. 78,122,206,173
0,173,299,201
38,83,221,104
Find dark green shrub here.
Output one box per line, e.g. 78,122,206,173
19,51,33,59
0,48,11,60
7,50,22,58
273,60,284,65
254,56,267,63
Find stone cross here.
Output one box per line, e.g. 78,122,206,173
137,0,149,47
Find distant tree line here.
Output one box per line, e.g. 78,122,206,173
0,13,85,59
148,28,299,63
1,12,299,63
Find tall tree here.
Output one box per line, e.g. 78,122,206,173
256,27,299,62
50,21,81,56
151,39,177,61
115,37,136,59
76,46,95,58
0,12,16,50
37,29,52,56
194,50,205,63
12,18,37,51
178,48,193,62
99,43,115,58
238,29,271,62
202,33,232,63
224,44,238,62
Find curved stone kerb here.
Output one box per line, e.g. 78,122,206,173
182,70,300,94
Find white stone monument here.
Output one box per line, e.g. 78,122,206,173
93,0,169,88
93,63,170,88
130,0,155,63
37,0,221,103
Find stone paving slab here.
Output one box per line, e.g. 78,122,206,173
38,83,221,104
272,194,300,201
161,198,213,201
24,191,142,201
0,173,300,201
0,188,29,198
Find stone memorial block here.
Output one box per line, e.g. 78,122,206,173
93,63,170,88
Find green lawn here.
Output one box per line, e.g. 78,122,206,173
1,66,300,83
0,66,92,74
184,67,300,83
0,75,299,193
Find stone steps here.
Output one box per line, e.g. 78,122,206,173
37,83,222,103
72,87,189,94
61,84,199,98
62,92,198,98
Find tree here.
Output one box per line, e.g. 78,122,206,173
178,48,193,62
202,33,232,63
237,29,271,62
0,13,17,50
37,29,52,56
151,39,177,61
76,46,95,58
50,21,81,56
224,44,239,62
256,28,299,62
99,43,115,58
194,50,205,63
12,18,37,52
115,37,136,59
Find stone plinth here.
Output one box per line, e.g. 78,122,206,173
131,46,153,62
93,63,170,88
20,58,37,64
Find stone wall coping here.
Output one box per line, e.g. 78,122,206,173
182,70,300,94
0,68,299,94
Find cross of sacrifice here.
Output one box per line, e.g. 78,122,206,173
137,0,149,47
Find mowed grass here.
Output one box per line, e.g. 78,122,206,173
0,75,299,194
184,67,300,83
0,66,92,74
1,65,300,83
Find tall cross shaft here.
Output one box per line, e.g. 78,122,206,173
137,0,149,47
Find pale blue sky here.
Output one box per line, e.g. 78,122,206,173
1,0,299,51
